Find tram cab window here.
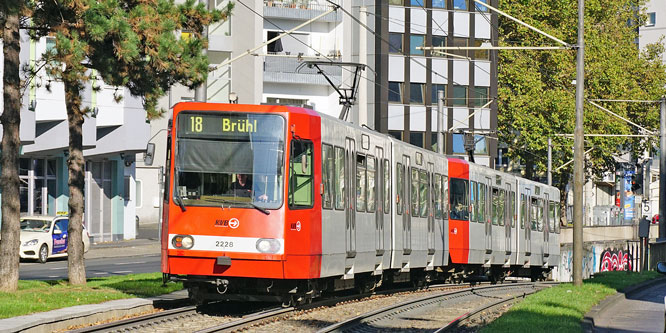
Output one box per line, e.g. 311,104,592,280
289,139,314,209
449,178,469,220
411,168,420,217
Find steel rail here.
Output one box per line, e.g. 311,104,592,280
316,282,553,333
70,305,199,333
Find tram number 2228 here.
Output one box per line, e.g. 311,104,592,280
215,241,234,249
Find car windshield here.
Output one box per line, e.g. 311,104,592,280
175,112,285,210
20,219,50,232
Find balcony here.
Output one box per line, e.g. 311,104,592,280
263,1,342,22
263,56,342,86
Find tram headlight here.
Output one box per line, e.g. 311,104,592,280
256,238,281,254
172,235,194,249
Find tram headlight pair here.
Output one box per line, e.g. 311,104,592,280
256,238,281,254
172,235,194,249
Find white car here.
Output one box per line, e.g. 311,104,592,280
20,216,91,263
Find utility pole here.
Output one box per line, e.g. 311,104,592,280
194,0,208,102
438,90,444,155
648,97,666,242
548,137,552,186
573,0,585,286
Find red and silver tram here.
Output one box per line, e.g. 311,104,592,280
161,102,560,304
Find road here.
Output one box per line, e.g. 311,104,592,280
19,253,161,280
594,280,666,332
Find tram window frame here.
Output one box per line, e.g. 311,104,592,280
321,143,334,210
478,183,486,223
397,163,404,215
470,181,477,222
288,139,314,209
449,178,469,220
442,176,449,219
434,173,443,219
419,169,428,218
383,159,391,215
334,146,345,210
367,155,377,213
411,167,420,217
356,153,367,212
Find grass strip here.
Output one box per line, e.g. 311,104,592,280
482,271,661,332
0,273,183,319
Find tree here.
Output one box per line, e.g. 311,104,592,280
0,0,24,292
30,0,231,284
497,0,666,221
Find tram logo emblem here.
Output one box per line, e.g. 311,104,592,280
214,218,240,229
290,221,301,232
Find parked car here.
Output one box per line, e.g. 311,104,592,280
19,215,90,263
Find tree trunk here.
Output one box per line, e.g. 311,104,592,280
0,4,22,292
63,71,86,285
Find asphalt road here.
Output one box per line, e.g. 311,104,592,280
19,253,161,280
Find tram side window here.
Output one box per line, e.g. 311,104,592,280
520,194,526,229
288,139,314,209
334,146,345,210
530,197,538,231
555,202,561,233
411,168,420,217
470,181,477,222
549,201,557,233
397,163,404,215
322,144,334,209
419,170,428,218
434,173,442,219
491,188,499,225
367,156,376,213
442,176,449,219
449,178,469,220
383,159,391,215
356,154,367,212
510,191,516,227
537,199,544,232
478,183,486,223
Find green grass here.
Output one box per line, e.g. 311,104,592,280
482,271,662,332
0,273,183,319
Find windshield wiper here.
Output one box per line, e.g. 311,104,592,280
246,202,270,215
197,197,270,215
174,194,187,212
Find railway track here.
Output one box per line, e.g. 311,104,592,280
69,283,475,332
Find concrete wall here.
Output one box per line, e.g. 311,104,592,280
557,240,638,282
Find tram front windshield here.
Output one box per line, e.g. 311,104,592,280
175,112,285,210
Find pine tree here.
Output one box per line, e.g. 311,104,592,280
29,0,231,285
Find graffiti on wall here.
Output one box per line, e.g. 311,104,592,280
599,248,632,272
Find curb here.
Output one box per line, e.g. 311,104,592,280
0,290,188,333
581,276,666,332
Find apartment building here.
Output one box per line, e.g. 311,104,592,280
0,32,149,242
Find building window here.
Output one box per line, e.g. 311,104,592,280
410,35,425,55
135,179,143,208
432,0,445,8
432,35,446,57
474,0,488,12
472,86,489,107
389,33,403,53
266,97,308,106
431,84,446,104
647,12,656,27
410,132,424,148
453,0,467,10
451,37,468,57
410,83,425,104
388,81,403,103
452,85,467,106
410,0,424,6
474,135,488,154
45,37,56,53
452,133,465,154
388,131,403,141
266,31,283,53
389,0,404,5
474,40,490,60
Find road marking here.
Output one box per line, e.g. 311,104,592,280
48,275,60,278
112,271,132,274
49,267,67,270
94,272,108,275
113,261,147,265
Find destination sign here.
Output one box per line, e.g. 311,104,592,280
177,112,284,139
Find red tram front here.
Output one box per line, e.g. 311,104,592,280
161,102,322,303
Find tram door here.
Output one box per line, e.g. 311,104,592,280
544,193,550,257
505,183,512,253
345,138,356,258
427,163,435,255
375,147,385,255
485,177,492,252
403,155,412,254
525,189,532,254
